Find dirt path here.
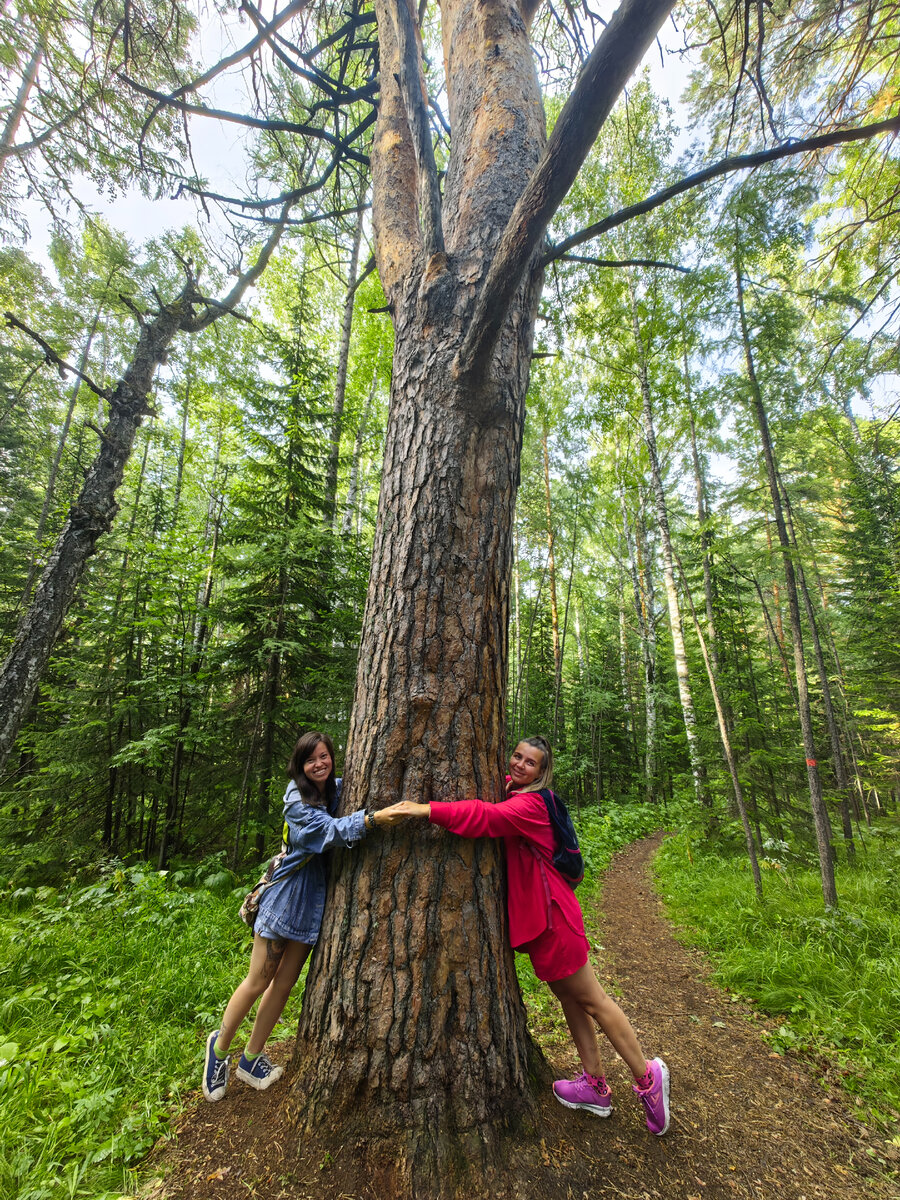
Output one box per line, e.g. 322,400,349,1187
568,832,896,1200
144,835,896,1200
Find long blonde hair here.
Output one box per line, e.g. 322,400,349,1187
514,735,554,792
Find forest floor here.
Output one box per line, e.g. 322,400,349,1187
141,834,898,1200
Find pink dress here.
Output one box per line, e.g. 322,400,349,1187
429,784,589,981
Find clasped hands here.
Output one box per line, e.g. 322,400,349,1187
371,800,431,828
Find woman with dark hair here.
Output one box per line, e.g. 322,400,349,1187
391,736,671,1135
202,730,406,1101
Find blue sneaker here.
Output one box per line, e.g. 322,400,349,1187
235,1050,284,1091
202,1030,230,1102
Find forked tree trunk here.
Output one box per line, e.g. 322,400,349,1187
291,3,548,1179
290,1,675,1191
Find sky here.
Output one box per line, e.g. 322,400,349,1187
21,4,696,263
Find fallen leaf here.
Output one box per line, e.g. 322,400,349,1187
207,1167,230,1182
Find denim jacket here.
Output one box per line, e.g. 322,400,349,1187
254,778,366,942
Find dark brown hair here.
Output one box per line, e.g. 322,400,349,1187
287,731,337,808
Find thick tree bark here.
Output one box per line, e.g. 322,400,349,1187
293,0,546,1184
290,3,675,1189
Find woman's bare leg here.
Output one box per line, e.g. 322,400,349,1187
217,935,287,1053
549,963,648,1080
244,939,311,1056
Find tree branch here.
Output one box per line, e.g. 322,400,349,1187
455,0,676,382
543,113,900,265
168,0,309,102
3,314,114,401
185,203,291,332
386,0,444,256
122,75,370,165
558,253,691,273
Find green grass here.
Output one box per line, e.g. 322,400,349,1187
0,859,288,1200
0,805,662,1200
654,818,900,1131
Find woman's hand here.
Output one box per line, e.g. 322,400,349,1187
373,800,431,827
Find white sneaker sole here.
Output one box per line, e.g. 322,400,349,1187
235,1063,284,1090
553,1091,612,1118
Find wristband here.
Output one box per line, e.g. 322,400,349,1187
365,811,376,831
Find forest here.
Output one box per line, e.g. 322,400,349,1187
1,1,899,1198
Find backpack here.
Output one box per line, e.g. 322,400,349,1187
536,788,584,888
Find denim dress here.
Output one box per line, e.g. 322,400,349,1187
254,778,366,943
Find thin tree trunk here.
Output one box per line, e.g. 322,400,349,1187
627,501,658,803
631,296,710,808
340,371,377,536
541,421,564,744
20,313,102,604
780,482,855,861
325,216,364,529
736,258,838,908
686,403,721,671
0,38,43,177
171,337,193,525
676,553,762,898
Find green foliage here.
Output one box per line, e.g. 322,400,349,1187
0,858,286,1200
655,820,900,1128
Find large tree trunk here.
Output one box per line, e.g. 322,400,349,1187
290,1,675,1190
291,1,546,1187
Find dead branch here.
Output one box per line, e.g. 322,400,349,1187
386,0,444,256
3,314,114,401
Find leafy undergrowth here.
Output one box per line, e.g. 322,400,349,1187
0,857,288,1200
654,817,900,1133
1,805,661,1200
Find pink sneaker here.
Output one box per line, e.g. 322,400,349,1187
552,1071,612,1117
633,1057,670,1135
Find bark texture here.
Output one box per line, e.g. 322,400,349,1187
291,4,675,1191
293,7,545,1184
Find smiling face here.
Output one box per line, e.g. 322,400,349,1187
303,740,334,793
508,741,545,790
